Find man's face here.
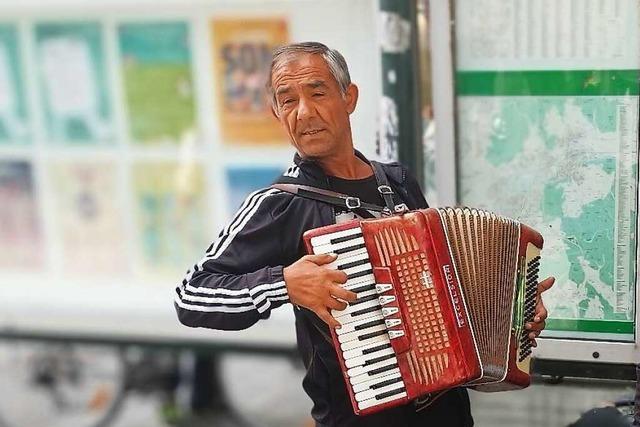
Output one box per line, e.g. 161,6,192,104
271,53,358,159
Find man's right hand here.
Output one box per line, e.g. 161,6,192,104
283,253,358,329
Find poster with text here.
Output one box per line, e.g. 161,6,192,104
0,25,29,144
132,162,207,277
50,161,128,277
0,161,43,270
119,22,196,146
211,18,288,144
225,166,283,218
35,22,113,144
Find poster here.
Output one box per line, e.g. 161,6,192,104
34,22,113,144
0,161,43,270
225,166,283,217
211,18,288,144
50,161,127,276
132,162,207,276
0,25,29,144
118,22,196,145
454,0,639,341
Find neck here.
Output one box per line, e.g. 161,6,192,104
314,146,372,179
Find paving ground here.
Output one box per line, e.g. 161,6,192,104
0,343,635,427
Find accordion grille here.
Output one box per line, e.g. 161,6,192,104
437,207,520,383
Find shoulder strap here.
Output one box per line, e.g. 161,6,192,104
370,161,409,214
271,183,387,218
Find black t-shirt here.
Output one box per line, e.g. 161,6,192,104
328,174,384,220
328,174,384,206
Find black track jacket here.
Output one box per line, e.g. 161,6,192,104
174,150,473,426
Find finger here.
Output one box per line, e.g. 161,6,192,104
316,307,341,329
327,269,349,284
326,297,348,311
330,285,358,303
528,330,541,340
305,253,338,265
526,320,545,332
531,338,537,347
533,306,548,323
537,277,555,293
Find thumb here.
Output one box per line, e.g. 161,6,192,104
305,253,338,265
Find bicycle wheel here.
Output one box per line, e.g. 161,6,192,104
0,339,127,427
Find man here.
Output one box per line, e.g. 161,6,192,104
175,42,554,426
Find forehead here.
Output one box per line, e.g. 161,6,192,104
271,53,337,90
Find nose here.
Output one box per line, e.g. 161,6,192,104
296,95,315,121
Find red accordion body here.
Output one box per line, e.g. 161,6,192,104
303,208,543,416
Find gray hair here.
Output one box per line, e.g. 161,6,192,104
266,42,351,108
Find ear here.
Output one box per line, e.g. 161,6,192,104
344,83,359,114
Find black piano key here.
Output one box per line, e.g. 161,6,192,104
375,387,405,400
335,243,366,254
338,258,369,270
362,343,391,355
364,352,395,366
350,284,375,294
355,318,386,331
331,233,362,245
358,329,387,341
351,305,381,317
347,269,373,280
368,363,398,376
371,377,402,390
351,293,379,306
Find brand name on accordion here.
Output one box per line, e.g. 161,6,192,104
442,264,466,328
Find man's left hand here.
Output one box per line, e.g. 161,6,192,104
524,276,555,346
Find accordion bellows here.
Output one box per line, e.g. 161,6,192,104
304,207,543,416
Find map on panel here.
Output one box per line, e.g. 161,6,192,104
457,95,638,340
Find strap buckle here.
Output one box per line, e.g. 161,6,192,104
394,203,409,213
378,185,394,195
345,197,361,210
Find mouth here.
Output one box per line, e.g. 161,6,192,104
301,128,325,136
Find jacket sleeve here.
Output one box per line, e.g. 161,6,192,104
174,188,295,331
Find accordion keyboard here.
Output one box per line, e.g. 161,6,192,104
310,226,407,410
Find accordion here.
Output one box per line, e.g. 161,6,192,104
303,207,543,416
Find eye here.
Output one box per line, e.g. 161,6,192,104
312,92,325,98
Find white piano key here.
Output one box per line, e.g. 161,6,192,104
310,227,362,246
352,371,402,392
343,340,392,361
347,354,398,378
355,379,405,402
349,358,399,381
336,313,384,336
340,331,390,352
357,391,407,410
343,275,376,291
344,346,395,368
313,236,365,254
338,323,387,344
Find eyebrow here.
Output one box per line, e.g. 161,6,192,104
306,80,328,89
275,85,291,97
